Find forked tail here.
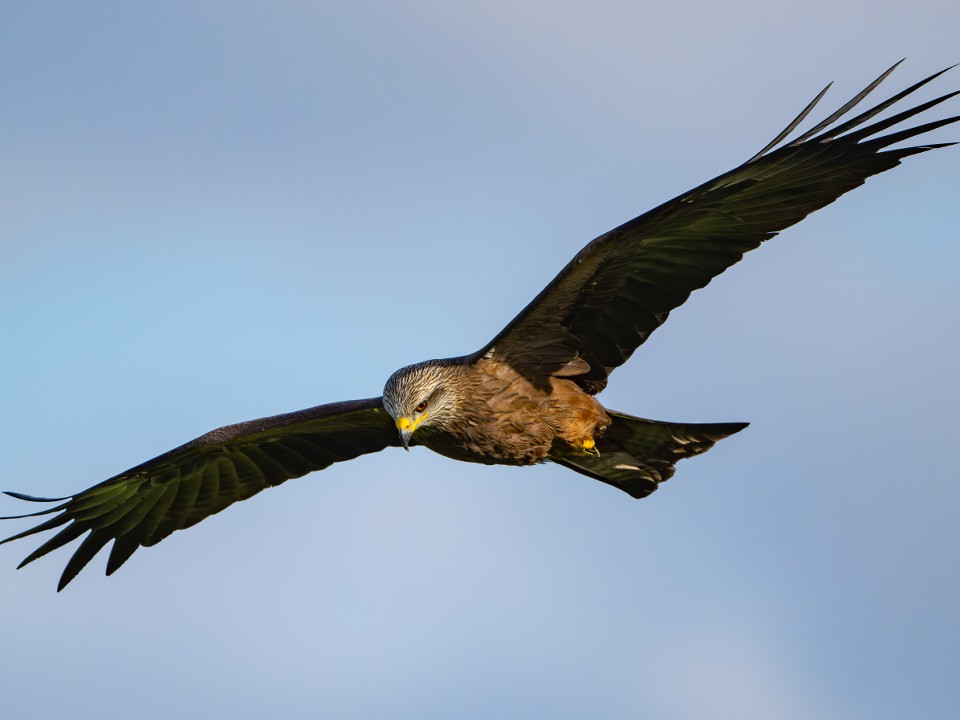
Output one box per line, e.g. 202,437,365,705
551,411,748,498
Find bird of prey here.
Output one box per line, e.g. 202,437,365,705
3,63,957,590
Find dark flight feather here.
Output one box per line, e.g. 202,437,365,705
1,398,398,589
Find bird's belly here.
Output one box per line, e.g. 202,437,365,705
418,382,610,467
417,422,553,466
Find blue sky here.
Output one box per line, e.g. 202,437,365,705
1,2,958,718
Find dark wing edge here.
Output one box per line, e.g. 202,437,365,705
1,397,398,590
474,63,959,393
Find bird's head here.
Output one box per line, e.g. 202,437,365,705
382,361,460,449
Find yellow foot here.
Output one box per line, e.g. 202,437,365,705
581,437,600,457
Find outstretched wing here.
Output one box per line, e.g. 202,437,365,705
1,397,398,590
477,63,959,392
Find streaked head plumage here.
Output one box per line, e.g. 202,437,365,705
382,360,461,448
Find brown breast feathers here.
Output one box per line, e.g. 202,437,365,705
419,358,611,466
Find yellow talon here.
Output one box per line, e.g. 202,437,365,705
582,437,599,456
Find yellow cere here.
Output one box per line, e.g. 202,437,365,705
396,413,429,433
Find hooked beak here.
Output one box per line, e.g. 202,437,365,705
396,416,414,450
396,413,427,450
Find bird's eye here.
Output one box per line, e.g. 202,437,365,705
415,400,428,413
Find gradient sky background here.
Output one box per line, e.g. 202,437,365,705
1,2,958,718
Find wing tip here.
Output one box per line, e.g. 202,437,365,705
751,60,958,161
4,490,71,503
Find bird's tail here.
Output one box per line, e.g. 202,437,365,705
551,411,748,498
